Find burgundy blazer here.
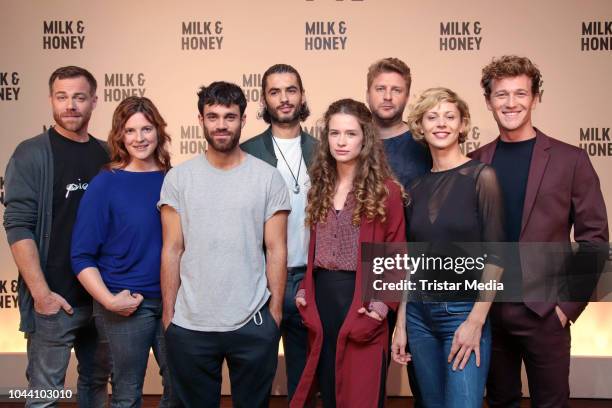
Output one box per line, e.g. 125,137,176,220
469,128,608,322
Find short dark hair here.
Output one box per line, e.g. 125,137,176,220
48,66,97,95
197,81,247,116
261,64,310,123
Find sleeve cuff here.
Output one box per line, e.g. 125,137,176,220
368,301,389,319
295,288,306,300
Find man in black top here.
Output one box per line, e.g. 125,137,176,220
471,55,608,408
241,64,317,403
4,66,112,407
366,57,430,407
366,57,431,189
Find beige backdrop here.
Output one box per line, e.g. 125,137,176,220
1,0,611,395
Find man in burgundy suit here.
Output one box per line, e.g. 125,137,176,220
470,55,608,407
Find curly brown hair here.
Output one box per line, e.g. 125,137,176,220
305,98,404,227
106,96,172,171
481,55,542,98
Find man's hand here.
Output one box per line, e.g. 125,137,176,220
555,305,568,328
269,302,282,328
34,291,73,316
106,290,143,317
162,312,174,331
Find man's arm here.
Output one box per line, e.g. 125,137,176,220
559,149,609,323
264,210,288,327
160,205,184,330
10,239,72,315
4,146,72,316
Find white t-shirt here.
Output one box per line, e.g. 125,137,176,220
272,136,310,267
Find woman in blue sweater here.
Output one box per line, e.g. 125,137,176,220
71,96,176,407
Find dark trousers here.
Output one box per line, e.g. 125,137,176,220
486,302,571,408
314,269,355,408
282,267,309,401
165,305,281,408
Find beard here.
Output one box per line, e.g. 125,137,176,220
53,111,89,133
265,101,307,124
371,104,405,126
203,126,241,153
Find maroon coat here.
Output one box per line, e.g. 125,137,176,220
290,181,405,408
469,129,608,322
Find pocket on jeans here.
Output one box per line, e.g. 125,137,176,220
35,309,62,320
444,302,474,315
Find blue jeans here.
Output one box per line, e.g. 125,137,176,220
95,299,179,408
406,302,491,408
26,305,111,408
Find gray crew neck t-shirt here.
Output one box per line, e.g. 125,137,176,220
158,153,291,332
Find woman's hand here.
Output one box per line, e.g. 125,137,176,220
106,289,143,317
447,317,483,371
295,297,307,308
391,325,412,365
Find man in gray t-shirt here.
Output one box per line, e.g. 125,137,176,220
159,82,290,408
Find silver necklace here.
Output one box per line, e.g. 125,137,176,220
272,136,302,194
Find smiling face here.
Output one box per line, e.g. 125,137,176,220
123,112,158,167
50,76,97,136
420,101,465,151
486,74,538,136
328,113,364,166
366,71,409,125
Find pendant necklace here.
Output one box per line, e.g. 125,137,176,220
272,136,302,194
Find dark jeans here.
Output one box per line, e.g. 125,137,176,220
407,302,491,408
165,305,281,408
282,266,308,401
95,299,178,408
486,302,571,408
26,305,111,408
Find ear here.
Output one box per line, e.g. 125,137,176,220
484,94,493,112
531,93,539,111
241,113,247,129
91,94,98,110
198,113,204,127
460,117,468,134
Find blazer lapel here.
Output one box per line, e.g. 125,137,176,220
261,127,279,167
478,138,498,165
520,130,551,238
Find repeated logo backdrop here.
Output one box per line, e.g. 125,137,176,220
0,0,611,357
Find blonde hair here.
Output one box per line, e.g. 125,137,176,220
407,87,471,144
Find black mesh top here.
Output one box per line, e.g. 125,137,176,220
405,159,505,297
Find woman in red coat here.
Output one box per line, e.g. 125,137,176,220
291,98,405,408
